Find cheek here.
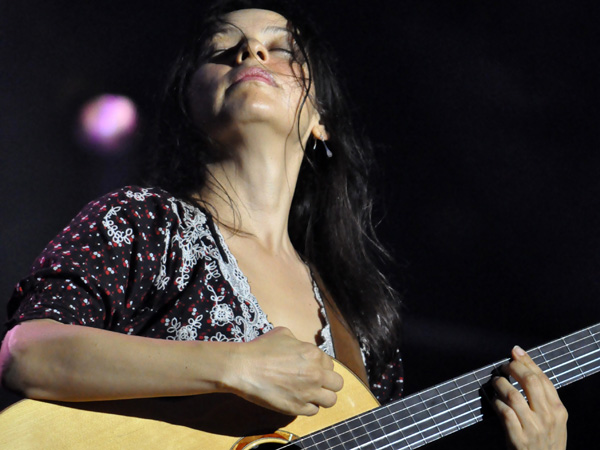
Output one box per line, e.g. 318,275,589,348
275,63,311,110
187,66,224,126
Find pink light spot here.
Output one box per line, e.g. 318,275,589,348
78,94,138,153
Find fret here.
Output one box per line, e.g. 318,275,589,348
296,432,316,449
572,337,598,360
449,378,479,428
458,373,482,417
473,362,500,382
388,403,413,448
564,330,588,346
394,412,421,433
435,380,464,428
353,438,378,450
527,346,542,359
428,399,455,437
543,336,597,387
310,430,332,450
395,393,426,446
354,413,377,449
332,418,361,449
404,401,428,448
409,393,447,448
407,396,430,427
377,405,404,442
555,346,600,386
368,413,392,449
344,415,366,447
360,410,397,450
564,333,596,358
545,351,576,386
418,387,438,406
398,425,424,449
445,386,471,420
590,326,600,351
412,393,439,444
404,383,471,442
539,340,562,382
321,426,343,448
528,346,551,373
435,379,458,402
563,337,584,377
544,341,569,363
386,402,424,450
433,385,460,436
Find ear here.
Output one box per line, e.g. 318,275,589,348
311,122,330,141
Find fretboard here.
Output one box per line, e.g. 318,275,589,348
282,323,600,450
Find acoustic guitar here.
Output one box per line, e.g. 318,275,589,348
1,323,598,449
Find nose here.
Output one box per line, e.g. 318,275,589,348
236,38,269,65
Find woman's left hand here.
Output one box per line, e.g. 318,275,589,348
491,346,568,450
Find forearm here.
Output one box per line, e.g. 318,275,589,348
0,319,234,402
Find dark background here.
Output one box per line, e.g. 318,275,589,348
1,0,598,447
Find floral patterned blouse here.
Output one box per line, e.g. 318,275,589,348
6,186,403,403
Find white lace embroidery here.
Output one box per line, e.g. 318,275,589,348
205,261,220,281
169,200,215,292
153,227,171,291
209,224,273,342
125,188,153,201
165,315,204,341
112,188,330,349
210,303,235,326
162,196,271,343
103,206,133,246
312,281,335,357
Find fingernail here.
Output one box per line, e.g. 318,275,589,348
513,345,526,356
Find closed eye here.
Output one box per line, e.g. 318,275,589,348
207,46,238,61
270,48,294,59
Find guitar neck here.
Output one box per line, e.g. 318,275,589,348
285,323,600,450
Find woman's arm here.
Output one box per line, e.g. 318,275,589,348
0,320,342,417
492,346,568,450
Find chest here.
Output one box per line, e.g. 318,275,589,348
227,242,326,345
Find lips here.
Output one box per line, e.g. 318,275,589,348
230,67,277,87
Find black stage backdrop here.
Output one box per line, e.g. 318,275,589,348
1,1,598,448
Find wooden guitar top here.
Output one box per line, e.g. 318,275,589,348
0,360,379,449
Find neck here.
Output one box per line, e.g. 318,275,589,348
199,127,305,254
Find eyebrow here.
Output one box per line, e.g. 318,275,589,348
211,24,291,38
263,25,291,35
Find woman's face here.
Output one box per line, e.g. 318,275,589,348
187,9,320,147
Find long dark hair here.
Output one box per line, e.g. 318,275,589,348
148,0,402,378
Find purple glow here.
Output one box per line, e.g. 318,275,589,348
78,94,138,153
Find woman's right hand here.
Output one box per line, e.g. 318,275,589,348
223,326,344,416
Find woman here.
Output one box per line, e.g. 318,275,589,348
0,0,566,447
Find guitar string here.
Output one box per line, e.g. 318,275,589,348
279,329,600,450
277,327,600,450
363,364,600,450
336,346,600,450
361,335,600,450
306,333,600,450
346,341,600,450
296,343,600,450
323,360,600,450
397,356,600,450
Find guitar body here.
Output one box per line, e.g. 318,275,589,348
2,323,598,449
0,360,379,449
